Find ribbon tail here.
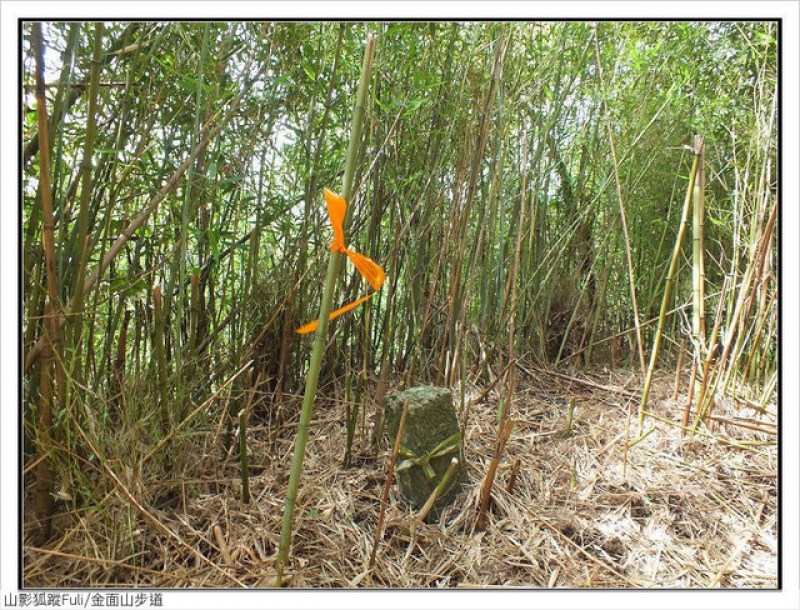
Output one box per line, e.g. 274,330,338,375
327,292,376,322
296,292,377,334
296,319,320,335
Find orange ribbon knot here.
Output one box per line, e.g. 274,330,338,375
296,188,385,334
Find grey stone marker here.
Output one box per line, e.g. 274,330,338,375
384,386,466,518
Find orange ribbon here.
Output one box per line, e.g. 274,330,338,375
296,188,385,334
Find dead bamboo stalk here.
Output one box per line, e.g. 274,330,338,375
213,525,233,566
369,397,410,570
505,458,521,494
475,417,515,531
32,23,63,542
691,277,730,433
682,362,699,434
417,457,459,522
672,340,686,400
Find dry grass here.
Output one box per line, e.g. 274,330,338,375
23,363,777,589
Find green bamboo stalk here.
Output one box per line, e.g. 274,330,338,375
69,23,104,385
164,22,211,370
274,33,376,588
585,224,619,367
370,222,402,452
188,273,200,356
638,146,701,427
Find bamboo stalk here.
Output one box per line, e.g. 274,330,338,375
690,277,730,433
370,222,403,452
673,340,685,400
564,399,576,439
32,24,64,542
691,135,707,347
682,355,699,430
505,458,521,494
638,143,701,427
475,417,515,532
69,23,104,355
239,372,261,504
163,22,211,363
188,273,200,357
368,397,410,570
213,525,233,566
723,195,777,392
152,285,169,432
741,289,776,383
417,457,459,522
275,34,376,588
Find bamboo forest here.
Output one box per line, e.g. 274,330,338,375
20,21,778,590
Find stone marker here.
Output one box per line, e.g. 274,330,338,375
384,386,466,518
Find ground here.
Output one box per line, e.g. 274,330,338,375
23,364,777,588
